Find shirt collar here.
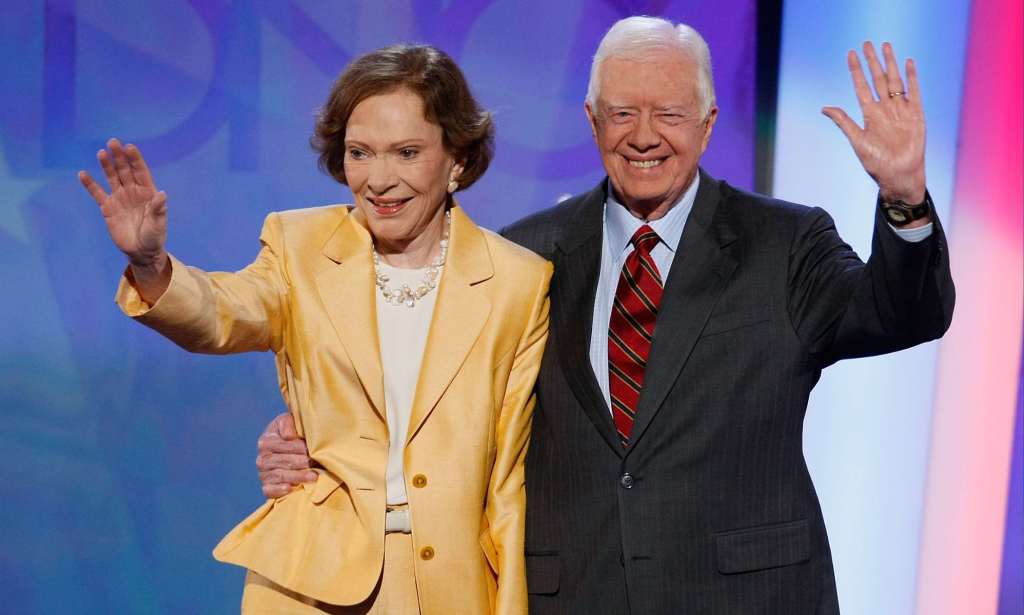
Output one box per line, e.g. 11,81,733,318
604,173,700,255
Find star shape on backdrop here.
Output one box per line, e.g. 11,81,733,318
0,148,48,244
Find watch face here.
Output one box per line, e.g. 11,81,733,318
886,207,908,223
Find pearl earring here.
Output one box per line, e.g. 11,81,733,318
447,180,458,193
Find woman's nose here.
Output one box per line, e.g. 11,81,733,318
366,158,398,194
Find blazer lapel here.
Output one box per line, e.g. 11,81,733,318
316,208,386,419
407,205,492,444
626,170,739,453
551,182,623,457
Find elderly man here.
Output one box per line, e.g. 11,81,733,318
256,16,953,614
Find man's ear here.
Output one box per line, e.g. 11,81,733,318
700,105,719,154
584,102,599,142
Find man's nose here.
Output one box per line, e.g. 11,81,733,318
628,115,661,152
366,157,398,194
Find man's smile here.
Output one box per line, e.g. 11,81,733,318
624,156,667,169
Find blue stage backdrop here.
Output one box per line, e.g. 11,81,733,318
1,2,758,612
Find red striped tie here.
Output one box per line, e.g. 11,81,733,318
608,225,663,446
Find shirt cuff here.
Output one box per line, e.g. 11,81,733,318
889,222,934,243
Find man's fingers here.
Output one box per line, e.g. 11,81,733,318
906,58,922,104
257,434,309,455
260,468,317,486
256,452,311,472
262,483,294,499
278,412,300,440
881,42,906,100
260,415,283,441
847,50,875,109
862,41,888,101
78,171,108,205
822,106,863,145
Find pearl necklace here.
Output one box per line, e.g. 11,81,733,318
373,209,450,308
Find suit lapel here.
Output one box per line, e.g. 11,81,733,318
407,205,492,444
551,183,623,457
626,171,739,453
316,208,386,419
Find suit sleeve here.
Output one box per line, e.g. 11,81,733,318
787,198,955,367
487,260,553,615
115,212,289,354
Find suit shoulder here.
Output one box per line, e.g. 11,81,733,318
716,182,819,233
719,183,811,216
261,204,350,245
270,204,350,229
480,227,551,277
499,194,586,254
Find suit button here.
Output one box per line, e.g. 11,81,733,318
420,546,435,560
620,473,634,489
412,474,427,488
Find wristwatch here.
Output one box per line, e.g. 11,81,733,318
881,192,932,227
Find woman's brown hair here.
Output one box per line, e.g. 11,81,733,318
312,44,494,191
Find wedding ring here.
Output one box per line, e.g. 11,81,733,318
888,90,906,98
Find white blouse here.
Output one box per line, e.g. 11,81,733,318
375,262,441,505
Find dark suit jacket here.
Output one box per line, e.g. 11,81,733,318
500,169,954,615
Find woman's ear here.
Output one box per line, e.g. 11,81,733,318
448,161,466,193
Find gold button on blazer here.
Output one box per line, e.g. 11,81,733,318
116,204,552,615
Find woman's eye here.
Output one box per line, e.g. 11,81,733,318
399,148,418,159
348,148,367,160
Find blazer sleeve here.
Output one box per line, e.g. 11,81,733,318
115,212,289,354
487,260,553,615
787,197,955,367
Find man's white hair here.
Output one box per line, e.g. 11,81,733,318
585,16,716,116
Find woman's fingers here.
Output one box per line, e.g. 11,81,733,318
78,170,108,205
108,139,135,189
97,148,120,192
125,143,156,189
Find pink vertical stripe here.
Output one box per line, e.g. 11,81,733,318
915,0,1024,613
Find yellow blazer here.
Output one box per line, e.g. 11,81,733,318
116,204,552,615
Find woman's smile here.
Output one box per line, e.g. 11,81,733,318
367,196,413,216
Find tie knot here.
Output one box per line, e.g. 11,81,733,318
630,225,660,253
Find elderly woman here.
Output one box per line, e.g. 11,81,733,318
78,45,550,614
